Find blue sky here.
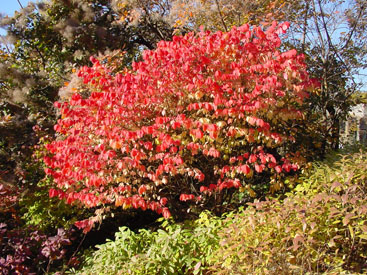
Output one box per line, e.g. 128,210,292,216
1,0,31,16
0,0,31,35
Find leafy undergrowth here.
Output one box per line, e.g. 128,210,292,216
69,212,225,275
212,147,367,274
71,147,367,274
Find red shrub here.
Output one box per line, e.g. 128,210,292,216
45,22,316,231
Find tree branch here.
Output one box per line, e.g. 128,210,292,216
317,0,358,88
17,0,24,9
214,0,228,32
340,3,366,52
301,1,310,52
311,0,327,60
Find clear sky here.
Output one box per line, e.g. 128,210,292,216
0,0,31,35
1,0,31,16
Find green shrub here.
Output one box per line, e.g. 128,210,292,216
18,139,87,232
211,148,367,274
73,211,225,275
70,148,367,275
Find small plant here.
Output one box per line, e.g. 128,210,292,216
0,174,73,274
75,211,225,275
0,221,72,274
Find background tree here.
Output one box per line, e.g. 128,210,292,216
166,0,367,155
284,0,367,153
116,0,303,33
0,0,174,188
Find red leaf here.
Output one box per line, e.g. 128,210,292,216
162,207,171,219
180,194,195,201
275,165,282,173
238,164,251,174
255,164,264,173
49,188,58,198
138,185,147,195
192,129,203,139
249,154,257,163
160,197,168,206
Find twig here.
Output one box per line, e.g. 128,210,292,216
17,0,24,9
214,0,228,32
60,232,87,274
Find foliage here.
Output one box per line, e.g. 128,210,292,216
44,22,316,231
0,180,73,274
0,133,78,274
0,1,174,272
167,0,301,32
70,147,367,274
211,147,367,274
115,0,304,34
17,134,89,231
19,178,86,231
165,0,367,155
286,0,367,153
1,0,365,273
72,211,224,275
0,0,174,188
0,225,71,274
0,2,176,263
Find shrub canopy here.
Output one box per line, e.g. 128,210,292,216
45,22,316,231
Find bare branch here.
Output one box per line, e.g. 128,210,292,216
311,0,327,60
340,3,366,52
17,0,24,9
301,1,310,52
317,0,358,88
214,0,228,32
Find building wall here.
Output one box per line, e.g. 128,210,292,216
340,104,367,145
